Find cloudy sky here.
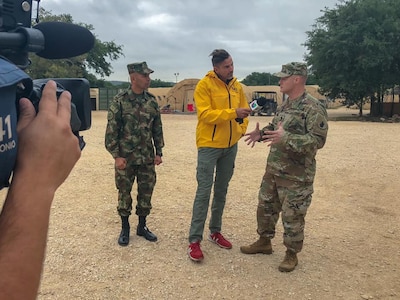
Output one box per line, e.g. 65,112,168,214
41,0,339,83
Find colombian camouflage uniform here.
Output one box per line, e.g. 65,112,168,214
105,88,164,217
257,91,328,253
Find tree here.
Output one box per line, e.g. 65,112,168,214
241,72,279,86
150,79,174,88
26,8,124,87
304,0,400,116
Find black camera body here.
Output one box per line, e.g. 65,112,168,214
27,78,92,149
0,0,93,189
1,0,32,30
0,0,42,68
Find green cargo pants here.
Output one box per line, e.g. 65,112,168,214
189,144,237,243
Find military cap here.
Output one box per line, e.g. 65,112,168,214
127,61,154,74
273,62,308,78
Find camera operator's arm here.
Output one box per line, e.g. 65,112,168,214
0,81,81,300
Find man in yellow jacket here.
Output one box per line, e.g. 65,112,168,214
188,49,251,261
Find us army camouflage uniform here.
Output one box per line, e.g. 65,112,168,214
257,92,328,253
105,88,164,217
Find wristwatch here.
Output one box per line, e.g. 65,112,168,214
156,152,163,157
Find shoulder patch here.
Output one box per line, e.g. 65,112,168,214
112,90,129,103
117,90,128,97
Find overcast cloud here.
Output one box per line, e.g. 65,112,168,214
41,0,339,82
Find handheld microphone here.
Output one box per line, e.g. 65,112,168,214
34,22,95,59
249,97,267,112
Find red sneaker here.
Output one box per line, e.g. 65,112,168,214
188,241,204,261
208,232,232,249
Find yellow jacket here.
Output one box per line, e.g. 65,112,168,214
194,71,249,148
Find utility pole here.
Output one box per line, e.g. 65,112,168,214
174,72,179,83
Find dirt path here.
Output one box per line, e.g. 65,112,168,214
1,110,399,300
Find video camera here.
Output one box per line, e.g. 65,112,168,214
0,0,95,189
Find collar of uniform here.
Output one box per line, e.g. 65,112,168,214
128,89,146,100
287,91,307,103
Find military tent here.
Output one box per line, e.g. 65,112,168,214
148,81,329,113
160,79,200,112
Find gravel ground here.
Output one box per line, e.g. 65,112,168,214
1,107,399,300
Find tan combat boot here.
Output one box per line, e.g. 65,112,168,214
240,237,273,254
278,250,298,272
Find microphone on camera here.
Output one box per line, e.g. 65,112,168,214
0,22,95,60
34,22,95,59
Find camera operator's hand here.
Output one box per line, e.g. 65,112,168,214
0,80,81,300
15,80,81,191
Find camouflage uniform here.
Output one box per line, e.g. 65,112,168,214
105,77,164,217
256,62,328,253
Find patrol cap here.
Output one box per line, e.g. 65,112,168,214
127,61,154,74
273,62,308,78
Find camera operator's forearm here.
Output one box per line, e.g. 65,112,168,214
0,177,54,300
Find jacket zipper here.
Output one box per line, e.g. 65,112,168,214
226,82,233,147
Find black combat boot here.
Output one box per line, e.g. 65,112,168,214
136,216,157,242
118,216,130,246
